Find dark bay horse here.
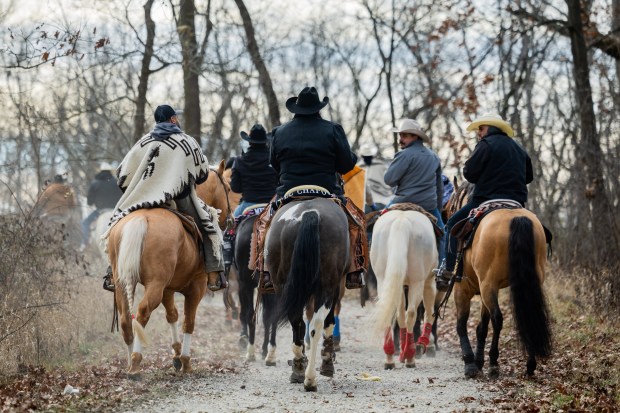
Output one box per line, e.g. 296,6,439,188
447,181,552,378
234,211,278,364
266,197,349,391
107,164,232,376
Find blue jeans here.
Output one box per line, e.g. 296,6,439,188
444,201,482,271
81,209,101,245
234,201,257,218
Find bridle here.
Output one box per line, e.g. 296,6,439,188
212,167,235,231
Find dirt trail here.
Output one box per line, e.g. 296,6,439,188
116,290,494,413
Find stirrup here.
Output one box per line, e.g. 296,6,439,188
207,271,228,291
433,263,453,292
345,271,365,289
102,266,115,292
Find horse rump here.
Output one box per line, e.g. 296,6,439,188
508,216,552,358
276,211,321,327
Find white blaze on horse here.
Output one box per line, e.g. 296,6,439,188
267,196,349,392
106,163,231,376
370,209,438,369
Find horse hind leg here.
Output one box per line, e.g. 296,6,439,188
162,290,182,371
475,306,491,372
288,317,307,384
319,306,337,378
415,280,437,359
263,294,277,366
455,293,480,378
304,304,329,391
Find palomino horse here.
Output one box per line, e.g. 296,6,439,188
31,175,81,247
107,163,232,376
446,181,551,378
234,211,278,365
371,209,438,369
267,197,349,391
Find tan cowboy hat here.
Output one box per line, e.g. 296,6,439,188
466,113,514,137
391,119,429,142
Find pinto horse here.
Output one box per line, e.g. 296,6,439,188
267,197,349,391
234,211,278,365
371,209,438,369
446,181,551,378
107,163,232,376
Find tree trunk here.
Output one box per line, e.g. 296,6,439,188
233,0,281,128
133,0,156,143
566,0,620,267
177,0,202,141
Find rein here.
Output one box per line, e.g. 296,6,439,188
212,168,234,231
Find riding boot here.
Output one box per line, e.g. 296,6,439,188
102,265,115,292
433,259,453,292
222,229,235,268
203,241,228,291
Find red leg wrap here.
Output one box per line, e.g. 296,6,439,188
404,332,416,360
417,322,432,347
383,329,394,355
398,328,407,362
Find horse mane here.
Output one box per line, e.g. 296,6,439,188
445,180,475,217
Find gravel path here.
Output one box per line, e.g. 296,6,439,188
121,291,494,413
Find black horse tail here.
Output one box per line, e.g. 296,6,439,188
509,216,552,358
276,211,321,327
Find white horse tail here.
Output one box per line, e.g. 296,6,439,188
117,216,147,318
372,215,411,337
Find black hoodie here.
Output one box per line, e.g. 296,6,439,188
87,170,123,209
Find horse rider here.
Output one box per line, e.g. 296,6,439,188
441,174,455,210
434,114,533,291
221,124,278,268
384,118,446,263
102,104,227,292
253,86,368,291
230,124,278,217
80,162,122,249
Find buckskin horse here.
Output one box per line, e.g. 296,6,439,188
446,181,551,378
370,208,438,369
266,195,349,391
107,162,232,376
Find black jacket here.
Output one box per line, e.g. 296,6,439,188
230,145,278,203
270,114,357,197
463,128,533,205
87,170,123,209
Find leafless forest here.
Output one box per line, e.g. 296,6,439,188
0,0,619,409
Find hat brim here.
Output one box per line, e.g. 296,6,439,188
391,127,430,142
285,96,329,115
240,131,267,144
466,119,514,137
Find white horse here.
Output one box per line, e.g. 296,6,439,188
94,209,114,258
371,210,438,369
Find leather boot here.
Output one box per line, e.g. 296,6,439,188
102,265,115,292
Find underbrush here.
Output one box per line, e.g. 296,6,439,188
0,215,112,376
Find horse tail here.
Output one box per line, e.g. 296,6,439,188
117,216,147,319
372,216,410,337
508,216,552,358
276,211,321,327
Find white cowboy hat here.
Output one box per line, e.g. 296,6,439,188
466,113,514,137
391,119,429,142
359,143,378,157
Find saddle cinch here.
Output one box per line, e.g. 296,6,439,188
450,200,553,281
249,185,368,280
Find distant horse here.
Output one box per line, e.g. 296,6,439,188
31,175,81,247
446,181,551,378
234,212,278,365
371,209,438,369
107,163,232,376
267,197,349,391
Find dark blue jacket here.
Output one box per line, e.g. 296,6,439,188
230,145,278,203
270,114,357,197
463,127,533,205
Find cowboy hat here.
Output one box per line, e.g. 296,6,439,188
240,123,268,144
391,119,430,142
285,86,329,115
359,143,378,157
466,113,514,137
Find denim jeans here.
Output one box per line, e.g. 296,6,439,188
444,200,482,271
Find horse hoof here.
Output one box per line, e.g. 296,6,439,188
464,363,480,378
265,360,276,367
405,360,416,368
320,360,335,377
127,371,141,380
172,356,182,371
304,383,317,392
415,344,425,359
290,372,305,383
488,366,500,379
333,342,341,352
384,363,395,370
425,347,436,358
238,335,248,349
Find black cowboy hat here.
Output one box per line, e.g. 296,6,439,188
240,123,268,144
285,86,329,115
